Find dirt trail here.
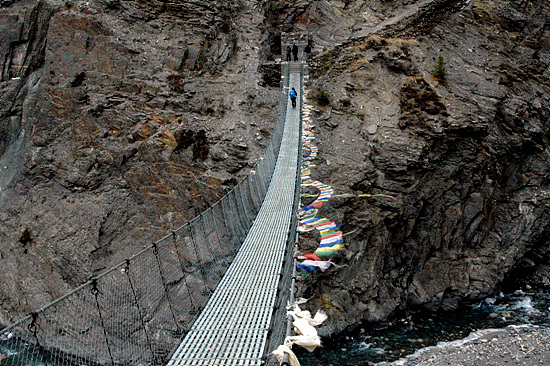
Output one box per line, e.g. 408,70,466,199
352,0,437,39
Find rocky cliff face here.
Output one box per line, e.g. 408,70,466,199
0,0,278,324
283,0,550,334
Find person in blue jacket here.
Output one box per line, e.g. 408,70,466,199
289,87,297,108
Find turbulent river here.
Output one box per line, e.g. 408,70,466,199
298,291,550,365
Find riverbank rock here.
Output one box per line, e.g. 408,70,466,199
377,325,550,366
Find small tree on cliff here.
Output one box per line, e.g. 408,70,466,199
432,54,448,85
316,90,331,106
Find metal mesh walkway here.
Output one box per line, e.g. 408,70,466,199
167,63,303,366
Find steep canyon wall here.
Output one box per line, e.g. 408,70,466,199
0,0,278,325
282,0,550,334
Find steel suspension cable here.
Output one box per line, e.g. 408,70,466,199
152,243,181,333
124,259,156,360
91,279,115,366
170,230,197,311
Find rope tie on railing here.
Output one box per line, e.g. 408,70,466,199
237,184,252,231
152,242,181,334
249,171,261,210
91,278,115,366
171,230,197,313
228,190,246,244
188,224,212,295
210,208,231,278
200,214,223,279
28,312,48,366
27,312,38,339
208,213,222,261
124,259,155,360
221,199,240,256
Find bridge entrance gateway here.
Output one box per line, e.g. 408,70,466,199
0,56,306,366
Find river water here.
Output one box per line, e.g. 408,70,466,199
2,291,549,365
297,291,550,365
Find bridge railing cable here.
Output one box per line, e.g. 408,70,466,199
0,64,292,366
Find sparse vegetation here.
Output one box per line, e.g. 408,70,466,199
101,0,120,9
316,90,331,106
399,77,448,130
432,54,448,85
317,53,333,75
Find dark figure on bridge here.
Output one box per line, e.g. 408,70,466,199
292,44,298,61
286,45,292,62
304,44,312,60
289,87,297,108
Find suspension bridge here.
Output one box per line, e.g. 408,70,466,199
0,58,307,366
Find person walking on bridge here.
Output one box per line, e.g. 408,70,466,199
292,44,298,61
286,45,292,62
304,44,311,59
289,87,298,108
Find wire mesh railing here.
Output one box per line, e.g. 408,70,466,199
0,63,293,366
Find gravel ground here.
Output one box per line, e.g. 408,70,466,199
377,325,550,366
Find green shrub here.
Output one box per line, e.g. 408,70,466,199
432,54,448,85
316,90,331,106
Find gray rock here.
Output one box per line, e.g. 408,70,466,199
0,0,279,323
294,0,550,337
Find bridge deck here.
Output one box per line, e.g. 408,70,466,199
168,63,303,366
